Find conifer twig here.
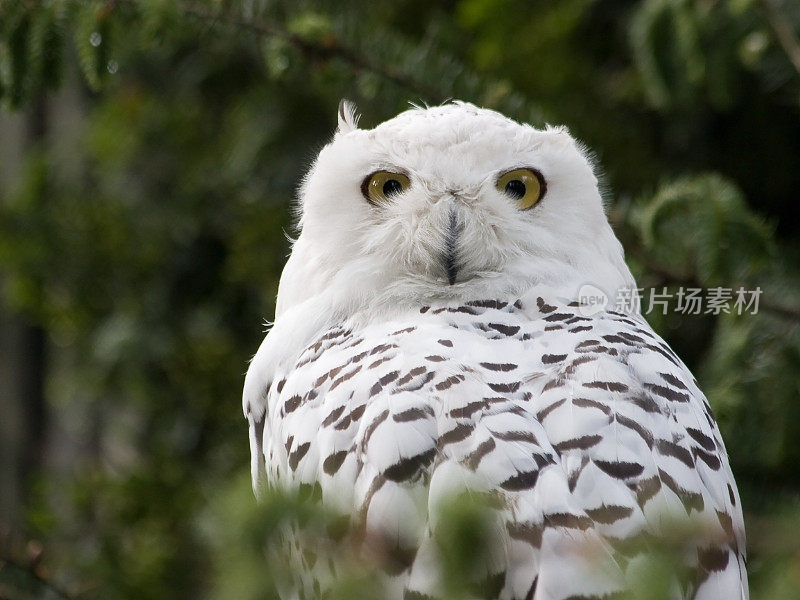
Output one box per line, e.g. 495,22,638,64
116,0,447,103
0,553,76,600
758,0,800,78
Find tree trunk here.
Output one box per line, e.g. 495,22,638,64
0,94,48,534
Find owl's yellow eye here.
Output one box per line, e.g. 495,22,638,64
361,171,411,204
496,168,545,210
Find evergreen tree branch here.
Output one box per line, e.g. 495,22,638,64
757,0,800,78
116,0,448,103
0,553,76,600
641,262,800,321
611,210,800,322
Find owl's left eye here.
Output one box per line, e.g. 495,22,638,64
361,171,411,205
496,168,546,210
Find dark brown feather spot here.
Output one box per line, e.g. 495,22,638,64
595,460,645,479
323,450,348,475
488,323,520,336
501,470,540,491
541,353,568,364
584,381,629,393
384,448,436,482
698,546,730,572
553,434,603,452
284,395,302,414
479,362,518,372
585,504,634,524
288,442,310,471
544,512,592,530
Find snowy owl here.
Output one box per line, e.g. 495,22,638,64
243,101,747,600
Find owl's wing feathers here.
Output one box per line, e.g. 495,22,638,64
250,292,747,600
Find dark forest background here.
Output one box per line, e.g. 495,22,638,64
1,1,799,598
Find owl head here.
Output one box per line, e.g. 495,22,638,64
275,101,635,318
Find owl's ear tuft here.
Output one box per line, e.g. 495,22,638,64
337,99,360,134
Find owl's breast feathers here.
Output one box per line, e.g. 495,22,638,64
246,292,747,600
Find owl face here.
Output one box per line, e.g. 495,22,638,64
276,102,634,316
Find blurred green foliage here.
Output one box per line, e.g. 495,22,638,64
0,0,799,598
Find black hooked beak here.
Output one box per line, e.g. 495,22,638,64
444,206,459,285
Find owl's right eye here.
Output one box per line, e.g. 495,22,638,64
496,167,545,210
361,171,411,205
